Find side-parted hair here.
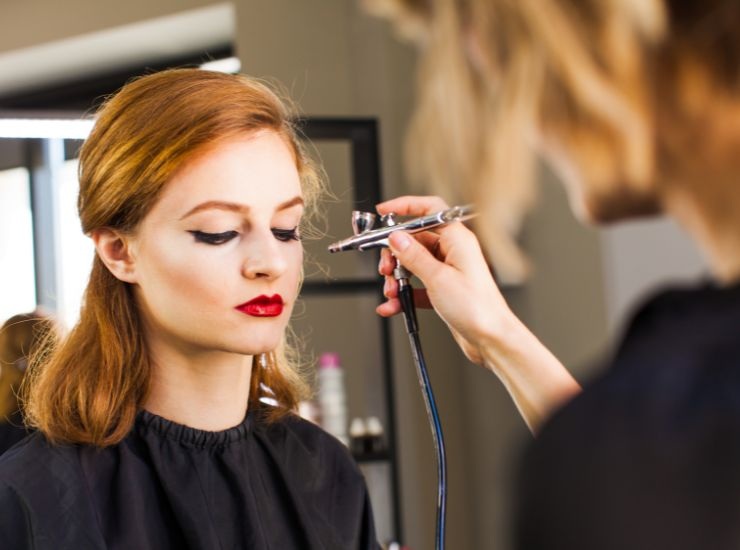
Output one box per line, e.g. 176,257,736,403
24,69,324,446
366,0,740,282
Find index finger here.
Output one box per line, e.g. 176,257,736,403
375,195,450,218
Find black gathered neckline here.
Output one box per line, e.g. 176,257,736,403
135,409,253,448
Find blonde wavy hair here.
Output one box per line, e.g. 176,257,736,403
367,0,740,282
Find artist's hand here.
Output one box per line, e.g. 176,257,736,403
376,196,511,367
376,196,581,433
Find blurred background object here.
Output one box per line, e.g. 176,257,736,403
0,310,58,454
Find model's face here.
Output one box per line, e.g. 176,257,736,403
127,131,304,358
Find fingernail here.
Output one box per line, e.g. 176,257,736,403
383,278,390,297
389,231,411,251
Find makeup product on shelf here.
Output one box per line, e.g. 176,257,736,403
349,417,367,456
317,352,348,445
366,416,386,454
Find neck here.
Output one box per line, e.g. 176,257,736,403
663,169,740,285
144,344,253,431
657,91,740,285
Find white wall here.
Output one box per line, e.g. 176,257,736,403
600,217,708,336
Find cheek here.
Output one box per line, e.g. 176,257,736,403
135,238,305,314
138,240,229,305
284,246,304,293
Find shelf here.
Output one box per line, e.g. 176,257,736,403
301,118,401,542
353,450,391,464
302,279,382,296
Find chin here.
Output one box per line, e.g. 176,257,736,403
226,333,284,356
575,185,663,225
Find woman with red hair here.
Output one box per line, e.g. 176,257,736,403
0,69,377,550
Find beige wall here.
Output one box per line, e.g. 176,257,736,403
0,3,612,548
0,0,224,51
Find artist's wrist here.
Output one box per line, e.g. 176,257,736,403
476,310,580,432
475,308,529,376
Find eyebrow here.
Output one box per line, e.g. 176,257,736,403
180,196,304,219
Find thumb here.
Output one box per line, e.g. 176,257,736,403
388,231,441,285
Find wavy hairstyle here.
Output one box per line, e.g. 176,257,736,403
24,69,324,446
367,0,740,282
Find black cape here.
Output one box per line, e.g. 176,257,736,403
0,410,29,456
0,408,379,549
515,280,740,550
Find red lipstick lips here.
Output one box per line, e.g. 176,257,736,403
236,294,284,317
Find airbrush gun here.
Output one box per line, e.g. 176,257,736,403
328,204,476,253
328,204,476,550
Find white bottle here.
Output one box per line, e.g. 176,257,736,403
317,352,348,445
365,416,386,454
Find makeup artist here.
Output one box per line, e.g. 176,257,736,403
371,1,740,548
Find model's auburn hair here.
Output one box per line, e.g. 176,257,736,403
24,68,322,446
367,0,740,282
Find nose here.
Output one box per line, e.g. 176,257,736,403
241,229,289,280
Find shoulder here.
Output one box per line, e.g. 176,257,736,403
0,432,60,479
254,411,378,547
274,411,341,444
0,416,30,455
1,431,74,468
516,358,740,548
255,410,361,474
0,432,84,505
259,411,350,453
0,433,85,549
514,282,740,547
0,479,34,547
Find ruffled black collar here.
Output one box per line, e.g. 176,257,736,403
135,409,253,448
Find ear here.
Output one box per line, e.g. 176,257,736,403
91,228,139,283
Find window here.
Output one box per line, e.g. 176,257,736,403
57,157,94,328
0,166,36,321
0,137,93,330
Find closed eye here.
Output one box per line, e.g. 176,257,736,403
188,230,238,245
272,227,301,242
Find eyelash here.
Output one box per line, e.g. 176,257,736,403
272,228,301,242
188,230,238,245
188,228,301,245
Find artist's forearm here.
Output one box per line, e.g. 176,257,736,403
478,315,582,434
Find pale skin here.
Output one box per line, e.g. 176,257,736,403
377,100,740,434
93,131,305,431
